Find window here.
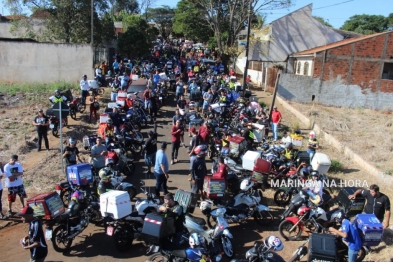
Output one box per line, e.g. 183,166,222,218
296,61,302,74
382,63,393,80
303,62,309,76
248,61,262,71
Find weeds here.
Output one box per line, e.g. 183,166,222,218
290,121,301,133
0,82,78,95
330,160,344,173
259,100,268,108
384,169,393,175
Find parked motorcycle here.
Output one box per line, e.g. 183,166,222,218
185,202,234,258
48,115,67,137
201,180,273,228
147,247,220,262
67,96,85,119
105,181,160,251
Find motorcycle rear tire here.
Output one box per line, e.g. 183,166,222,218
52,225,73,252
113,226,134,252
278,220,302,241
274,189,292,206
70,110,77,120
52,127,59,137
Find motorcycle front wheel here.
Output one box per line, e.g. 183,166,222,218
147,253,169,262
274,189,292,206
51,225,73,252
113,226,134,252
279,220,302,241
221,236,235,258
52,126,59,137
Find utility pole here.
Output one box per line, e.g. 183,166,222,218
242,0,253,90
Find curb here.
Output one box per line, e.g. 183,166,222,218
275,96,393,184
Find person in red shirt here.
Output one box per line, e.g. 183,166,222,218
89,95,99,122
125,94,133,111
229,68,236,77
271,106,282,141
212,157,228,184
246,75,251,83
198,121,210,145
171,120,184,164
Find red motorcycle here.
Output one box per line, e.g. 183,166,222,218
68,97,85,119
48,115,67,137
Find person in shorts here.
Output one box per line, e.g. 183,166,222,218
4,155,27,216
143,86,152,115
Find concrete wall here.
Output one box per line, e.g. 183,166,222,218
247,4,343,62
277,73,393,110
0,41,94,83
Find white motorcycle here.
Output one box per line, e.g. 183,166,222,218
201,179,273,228
105,181,160,252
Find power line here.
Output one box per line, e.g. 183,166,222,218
313,0,355,10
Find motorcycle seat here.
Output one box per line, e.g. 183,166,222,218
59,210,71,220
226,204,249,215
186,214,206,226
234,164,248,172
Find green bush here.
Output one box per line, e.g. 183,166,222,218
330,160,344,173
259,101,267,108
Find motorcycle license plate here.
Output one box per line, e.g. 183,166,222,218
106,226,114,236
159,97,163,100
45,229,53,240
49,124,54,129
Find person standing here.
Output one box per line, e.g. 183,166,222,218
142,122,158,174
329,218,363,262
32,109,49,152
113,60,120,75
191,145,208,197
307,131,319,161
62,138,82,173
0,168,6,219
89,95,99,123
271,106,282,141
154,142,170,197
143,86,152,116
4,155,26,217
198,121,210,145
120,72,130,91
153,71,161,91
202,88,213,114
18,206,48,262
171,120,183,165
90,137,108,172
80,74,89,105
349,184,390,228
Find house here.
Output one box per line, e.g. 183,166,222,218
278,31,393,110
235,4,344,87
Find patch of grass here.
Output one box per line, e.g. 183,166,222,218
290,121,301,133
259,100,268,108
0,81,78,95
384,169,393,175
330,160,344,173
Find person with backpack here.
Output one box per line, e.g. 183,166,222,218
329,218,363,262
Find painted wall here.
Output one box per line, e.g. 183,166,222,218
277,73,393,110
0,41,94,83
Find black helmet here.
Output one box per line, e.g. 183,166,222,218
311,170,319,177
107,119,113,124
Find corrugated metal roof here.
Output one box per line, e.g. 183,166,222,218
291,31,392,56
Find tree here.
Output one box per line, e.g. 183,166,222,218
172,0,213,42
387,13,393,30
191,0,292,56
147,5,175,38
117,25,151,58
340,14,388,35
139,0,157,21
313,16,332,27
112,0,139,14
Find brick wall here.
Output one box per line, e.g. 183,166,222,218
312,32,393,93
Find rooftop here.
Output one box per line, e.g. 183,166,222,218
291,31,392,56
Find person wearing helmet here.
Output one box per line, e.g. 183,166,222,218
125,94,133,110
63,138,82,174
97,168,113,195
80,74,89,105
48,90,67,105
329,218,363,262
303,170,323,204
104,119,115,146
191,145,207,197
158,193,184,247
243,121,256,151
90,137,107,171
307,131,319,161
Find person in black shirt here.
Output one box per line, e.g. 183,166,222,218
349,184,391,228
201,79,211,94
62,138,82,173
32,109,49,152
109,107,123,134
191,145,208,197
243,122,255,151
142,122,158,174
177,94,187,110
18,206,48,262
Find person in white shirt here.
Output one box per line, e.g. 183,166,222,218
80,74,90,105
4,155,26,216
0,168,6,219
281,131,293,147
303,171,323,204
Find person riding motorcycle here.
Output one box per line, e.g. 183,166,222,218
49,90,67,105
68,190,83,217
104,119,115,145
125,94,134,110
97,168,113,195
283,142,295,160
242,119,255,151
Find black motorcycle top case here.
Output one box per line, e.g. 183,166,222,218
141,213,175,244
295,151,310,167
308,233,336,262
336,187,365,217
244,90,252,98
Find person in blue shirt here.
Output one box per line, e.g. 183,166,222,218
154,142,170,197
189,80,198,92
329,218,363,262
119,72,130,91
153,71,161,91
113,60,119,75
126,60,133,74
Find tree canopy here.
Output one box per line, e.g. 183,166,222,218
340,14,389,35
146,5,175,38
313,16,332,28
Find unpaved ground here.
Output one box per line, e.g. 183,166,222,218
0,88,392,261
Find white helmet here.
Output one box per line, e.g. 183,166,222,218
266,235,284,251
189,232,204,248
309,130,316,139
240,179,254,191
199,201,212,212
127,94,132,99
